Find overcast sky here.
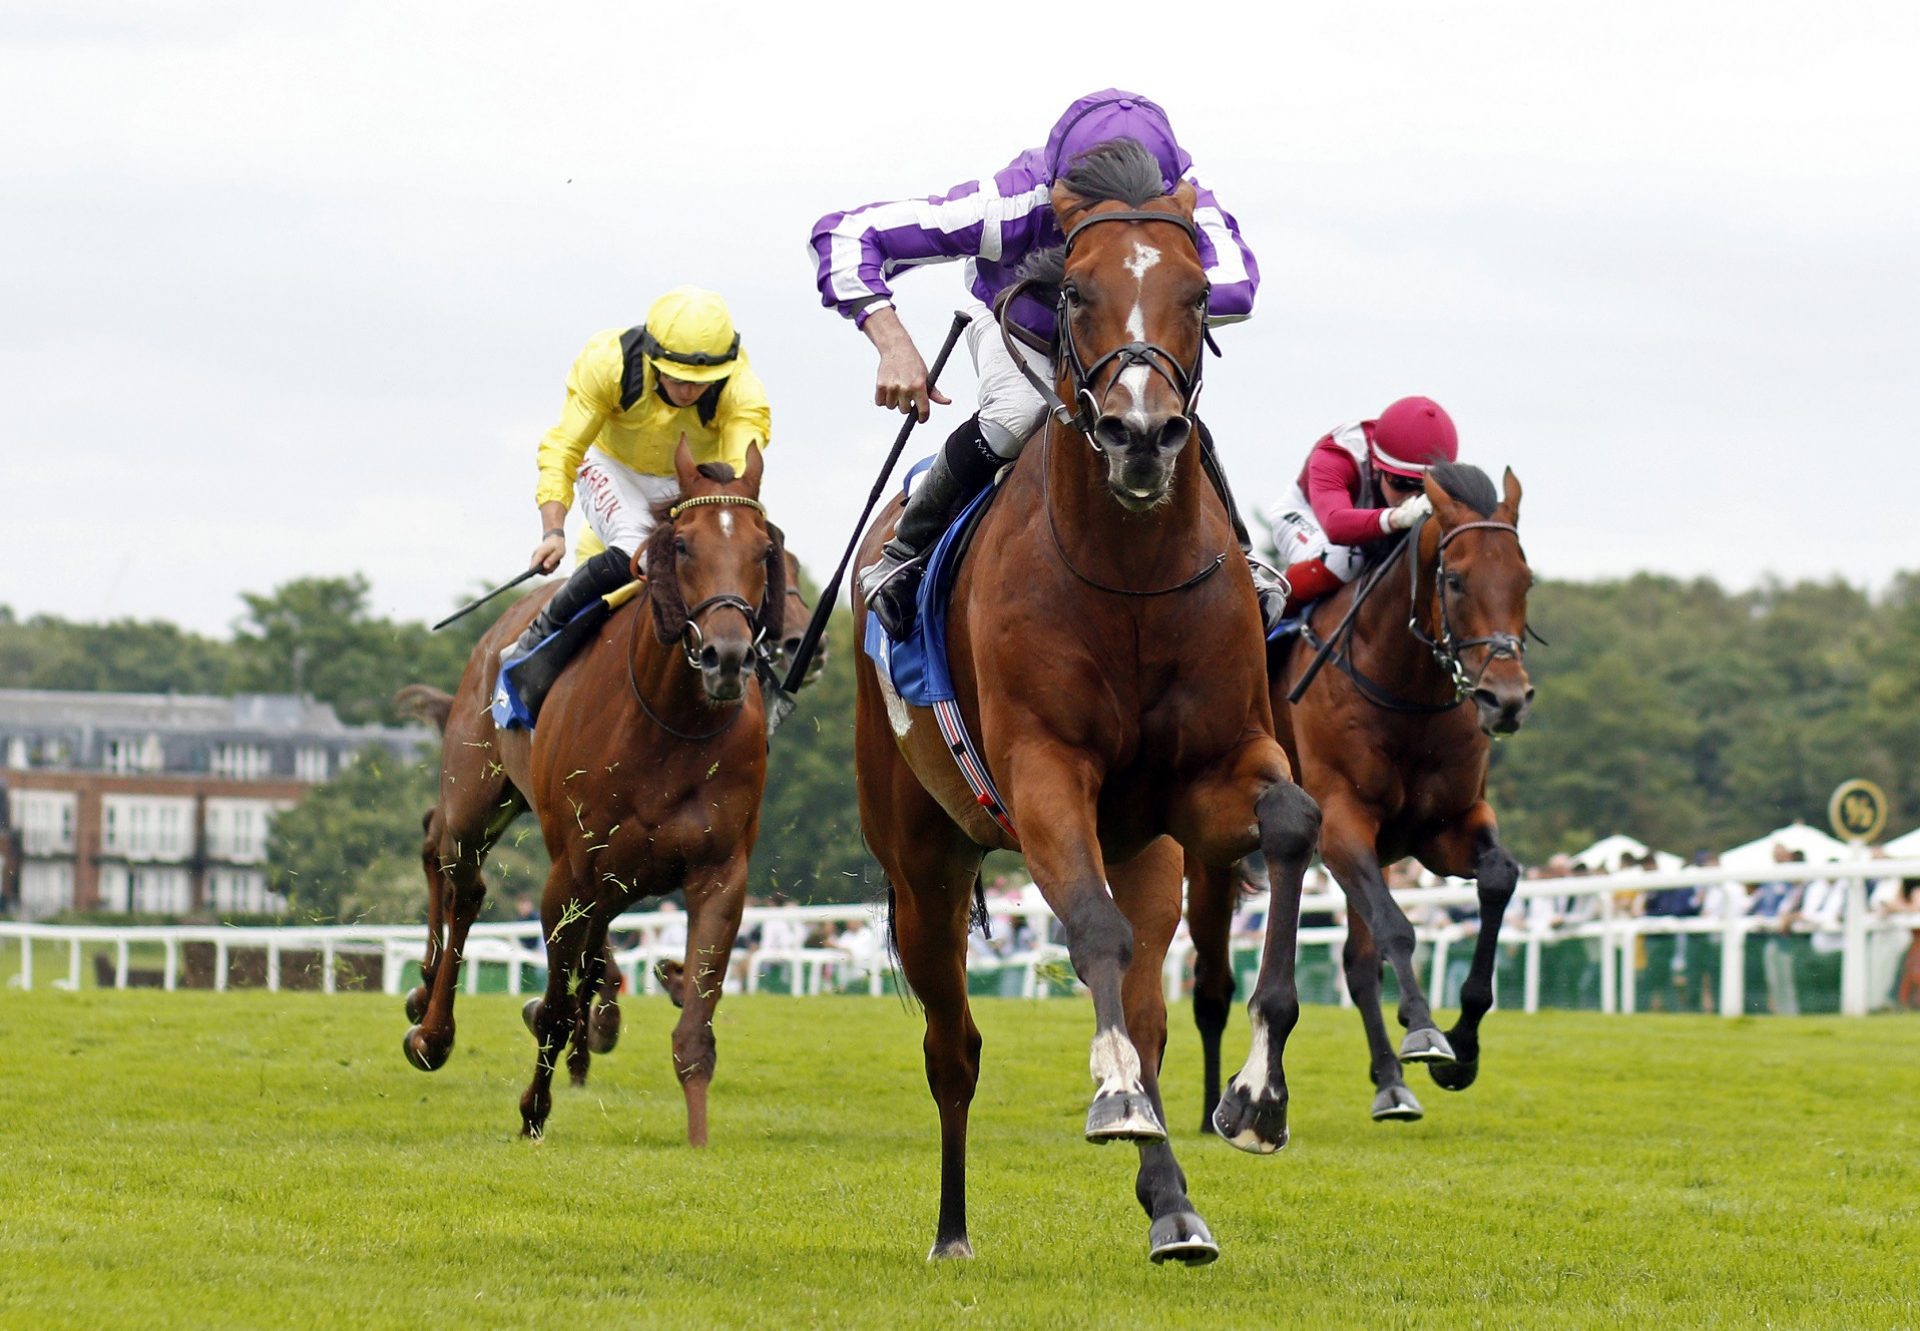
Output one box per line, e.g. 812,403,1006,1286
2,1,1915,636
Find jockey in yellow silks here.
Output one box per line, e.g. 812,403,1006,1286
506,286,772,660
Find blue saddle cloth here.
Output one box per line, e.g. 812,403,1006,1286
862,459,1003,708
491,598,615,730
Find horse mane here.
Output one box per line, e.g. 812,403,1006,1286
1429,462,1498,517
1058,136,1168,207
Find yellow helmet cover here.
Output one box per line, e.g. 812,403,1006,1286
640,285,739,383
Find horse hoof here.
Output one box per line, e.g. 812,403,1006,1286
927,1237,974,1261
1085,1088,1167,1144
402,1025,446,1072
568,1071,589,1089
403,985,429,1024
1429,1057,1480,1092
1149,1211,1219,1266
1211,1085,1289,1154
1371,1083,1424,1121
521,997,543,1036
1399,1027,1456,1065
588,1003,622,1055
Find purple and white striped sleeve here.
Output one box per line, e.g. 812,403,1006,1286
809,170,1054,328
1187,175,1260,325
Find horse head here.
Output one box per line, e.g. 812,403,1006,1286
1048,139,1208,513
1422,464,1534,736
644,438,785,705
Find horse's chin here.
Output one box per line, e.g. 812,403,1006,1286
701,675,748,706
1105,469,1174,514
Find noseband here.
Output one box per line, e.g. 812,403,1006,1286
996,207,1207,443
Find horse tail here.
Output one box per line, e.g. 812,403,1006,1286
393,684,455,735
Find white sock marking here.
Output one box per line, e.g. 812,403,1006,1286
1089,1027,1143,1096
1228,1009,1271,1098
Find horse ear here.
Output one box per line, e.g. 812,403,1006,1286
741,441,764,498
1500,467,1523,522
673,434,699,492
1050,178,1089,228
1166,180,1198,221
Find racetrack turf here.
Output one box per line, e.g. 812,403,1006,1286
1,991,1914,1329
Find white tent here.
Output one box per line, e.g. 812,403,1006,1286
1571,834,1684,873
1718,821,1853,872
1881,825,1920,857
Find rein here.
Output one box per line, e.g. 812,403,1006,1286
999,204,1226,598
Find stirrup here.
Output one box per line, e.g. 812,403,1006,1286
863,552,928,640
1249,561,1291,635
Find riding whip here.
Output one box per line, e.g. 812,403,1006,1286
431,567,543,632
770,310,973,723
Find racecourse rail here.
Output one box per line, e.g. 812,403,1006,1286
6,859,1917,1017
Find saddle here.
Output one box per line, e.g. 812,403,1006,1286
491,582,646,730
861,457,1005,708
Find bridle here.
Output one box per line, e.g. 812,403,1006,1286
994,205,1227,597
626,492,773,741
1295,511,1537,716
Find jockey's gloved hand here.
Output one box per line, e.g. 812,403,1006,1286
1383,494,1433,532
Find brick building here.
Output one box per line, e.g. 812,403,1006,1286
0,690,431,918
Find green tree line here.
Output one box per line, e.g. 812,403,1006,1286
6,568,1919,916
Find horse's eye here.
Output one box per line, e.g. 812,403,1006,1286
1444,571,1464,593
1063,283,1083,308
674,536,689,559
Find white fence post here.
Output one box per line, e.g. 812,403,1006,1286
1840,876,1870,1017
1719,887,1744,1017
321,940,337,995
214,939,228,993
67,939,81,991
1523,933,1542,1014
1599,896,1617,1015
162,939,178,991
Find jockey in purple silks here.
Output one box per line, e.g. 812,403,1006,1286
809,88,1286,639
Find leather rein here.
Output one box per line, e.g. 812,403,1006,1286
1296,514,1532,715
993,206,1226,597
626,493,773,742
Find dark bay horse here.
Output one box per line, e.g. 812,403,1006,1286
852,139,1320,1263
1195,463,1535,1140
398,441,784,1146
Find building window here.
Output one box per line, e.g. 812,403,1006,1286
205,799,275,863
294,747,330,782
19,863,74,918
4,736,26,769
10,790,77,855
211,743,271,780
102,796,194,861
131,867,190,914
210,869,283,915
104,737,135,774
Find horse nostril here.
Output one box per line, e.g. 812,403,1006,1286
1094,415,1131,451
699,644,721,670
783,636,803,659
1156,417,1192,453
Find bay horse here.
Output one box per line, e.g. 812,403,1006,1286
398,441,784,1146
1194,463,1534,1140
852,139,1320,1264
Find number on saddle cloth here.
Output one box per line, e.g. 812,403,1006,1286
491,591,633,731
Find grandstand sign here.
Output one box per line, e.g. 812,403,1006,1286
1827,778,1888,845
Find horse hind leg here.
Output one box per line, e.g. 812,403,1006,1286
519,866,595,1137
565,943,609,1088
588,947,624,1054
1214,780,1321,1153
1111,841,1217,1265
1343,909,1423,1122
1183,854,1238,1136
405,808,443,1025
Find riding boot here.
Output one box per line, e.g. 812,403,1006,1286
860,415,1005,639
504,545,633,662
1194,420,1290,635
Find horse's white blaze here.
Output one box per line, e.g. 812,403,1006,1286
1089,1026,1143,1096
1118,364,1154,428
1122,241,1161,281
1228,1009,1271,1096
718,511,734,539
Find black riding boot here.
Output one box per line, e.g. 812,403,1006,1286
860,415,1005,639
1195,421,1289,634
505,545,633,661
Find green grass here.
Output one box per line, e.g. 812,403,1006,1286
1,993,1914,1330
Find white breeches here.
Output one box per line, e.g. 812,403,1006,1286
575,449,681,569
965,302,1052,459
1264,483,1366,581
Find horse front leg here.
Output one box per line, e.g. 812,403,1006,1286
1212,780,1322,1153
405,809,443,1024
671,859,748,1147
1183,853,1239,1135
1009,755,1163,1146
1110,840,1217,1265
588,946,624,1055
518,864,591,1138
403,846,485,1073
1417,802,1518,1092
1342,908,1424,1122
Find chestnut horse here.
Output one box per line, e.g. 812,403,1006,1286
401,543,823,1082
398,441,784,1146
853,139,1319,1264
1194,463,1535,1140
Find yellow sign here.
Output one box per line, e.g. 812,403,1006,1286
1828,779,1888,845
